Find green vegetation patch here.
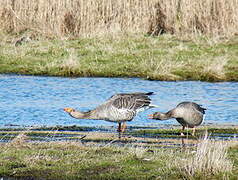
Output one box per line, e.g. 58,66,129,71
0,34,238,81
130,127,238,139
229,145,238,177
0,126,237,143
0,140,237,180
0,125,237,179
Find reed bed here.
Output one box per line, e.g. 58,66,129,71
0,0,237,38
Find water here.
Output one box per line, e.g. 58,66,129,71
0,74,237,128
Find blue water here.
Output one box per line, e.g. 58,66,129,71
0,74,237,128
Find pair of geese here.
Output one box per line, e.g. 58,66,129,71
64,92,206,138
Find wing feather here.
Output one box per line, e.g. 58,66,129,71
177,102,206,114
105,92,154,111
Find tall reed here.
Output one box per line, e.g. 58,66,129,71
0,0,237,38
179,132,234,178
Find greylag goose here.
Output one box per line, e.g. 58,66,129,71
149,102,206,136
64,92,156,138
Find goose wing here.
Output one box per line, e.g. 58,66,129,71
91,92,154,121
177,102,206,114
192,103,206,114
105,92,154,111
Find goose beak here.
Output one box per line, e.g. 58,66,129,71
64,107,73,113
148,114,154,119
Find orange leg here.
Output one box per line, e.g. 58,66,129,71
121,122,127,133
192,127,196,136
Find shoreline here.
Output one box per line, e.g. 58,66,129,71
0,124,237,143
1,73,238,82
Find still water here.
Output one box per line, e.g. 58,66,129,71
0,74,237,128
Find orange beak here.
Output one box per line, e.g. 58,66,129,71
63,107,74,113
148,114,154,119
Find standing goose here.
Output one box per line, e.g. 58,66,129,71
149,102,206,136
64,92,156,138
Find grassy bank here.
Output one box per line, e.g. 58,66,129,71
0,132,237,180
0,0,237,81
0,33,237,81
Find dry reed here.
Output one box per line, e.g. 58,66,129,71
179,132,234,177
0,0,237,38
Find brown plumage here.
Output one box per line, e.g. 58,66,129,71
64,92,156,138
149,102,206,136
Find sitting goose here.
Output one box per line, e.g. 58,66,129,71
149,102,206,136
64,92,156,138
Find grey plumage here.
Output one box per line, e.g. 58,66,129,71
64,92,156,137
172,102,206,127
150,102,206,135
93,92,154,122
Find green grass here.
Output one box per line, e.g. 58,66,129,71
0,126,238,143
0,139,237,179
0,126,237,142
130,127,238,139
229,145,238,179
0,33,237,81
0,126,237,179
0,142,176,179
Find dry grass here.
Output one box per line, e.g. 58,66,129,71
202,56,229,80
40,48,81,76
179,132,235,178
0,129,237,179
0,33,237,81
0,0,237,38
